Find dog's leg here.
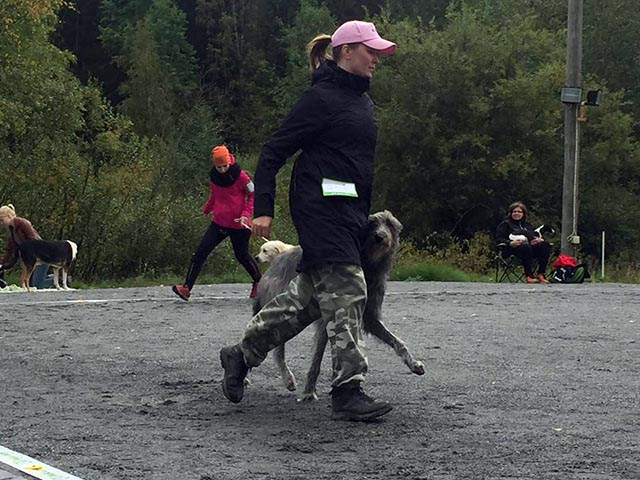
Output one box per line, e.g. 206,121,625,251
53,267,61,289
21,266,33,292
61,267,70,290
366,318,425,375
272,344,297,391
299,321,328,402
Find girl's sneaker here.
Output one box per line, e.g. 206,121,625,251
172,284,191,301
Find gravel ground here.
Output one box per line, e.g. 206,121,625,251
0,282,638,480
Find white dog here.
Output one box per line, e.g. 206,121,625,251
509,234,529,243
254,240,297,264
509,224,555,244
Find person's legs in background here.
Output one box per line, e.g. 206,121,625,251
507,244,537,283
29,263,49,289
0,269,6,289
228,228,262,298
172,223,227,300
532,241,551,283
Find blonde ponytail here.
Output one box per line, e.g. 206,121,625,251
307,34,332,70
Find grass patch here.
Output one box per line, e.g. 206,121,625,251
391,262,489,282
1,261,488,289
5,257,638,289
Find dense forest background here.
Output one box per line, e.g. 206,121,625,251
2,0,640,281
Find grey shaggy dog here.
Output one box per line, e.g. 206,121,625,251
253,210,425,401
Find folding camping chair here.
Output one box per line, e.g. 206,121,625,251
495,242,547,283
495,243,526,282
494,222,556,283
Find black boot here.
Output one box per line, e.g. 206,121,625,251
220,344,249,403
0,277,6,289
331,381,393,422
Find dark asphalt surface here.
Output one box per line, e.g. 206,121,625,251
0,282,638,479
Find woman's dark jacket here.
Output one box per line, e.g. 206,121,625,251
495,219,537,246
253,61,377,270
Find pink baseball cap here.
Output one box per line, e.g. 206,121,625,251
331,20,396,55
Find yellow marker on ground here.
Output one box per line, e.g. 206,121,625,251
0,445,85,480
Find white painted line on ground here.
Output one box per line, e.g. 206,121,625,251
2,292,424,307
0,445,85,480
0,295,249,307
1,288,560,308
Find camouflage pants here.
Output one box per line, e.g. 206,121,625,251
240,263,368,387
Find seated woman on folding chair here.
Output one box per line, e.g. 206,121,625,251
495,201,551,284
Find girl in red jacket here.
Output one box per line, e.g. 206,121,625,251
172,146,261,300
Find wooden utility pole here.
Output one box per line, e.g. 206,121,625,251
561,0,583,254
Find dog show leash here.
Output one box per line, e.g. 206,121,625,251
241,222,269,243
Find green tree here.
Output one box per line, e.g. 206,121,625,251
582,0,640,122
119,19,174,137
0,0,84,219
102,0,198,137
578,90,640,259
101,0,221,197
274,0,336,114
373,7,564,242
1,0,212,281
98,0,153,61
195,0,281,147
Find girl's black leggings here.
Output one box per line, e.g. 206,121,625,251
184,222,261,290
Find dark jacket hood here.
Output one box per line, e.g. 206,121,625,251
311,60,370,95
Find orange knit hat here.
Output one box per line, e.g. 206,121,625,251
211,145,231,166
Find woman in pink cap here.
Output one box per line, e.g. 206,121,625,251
219,20,397,421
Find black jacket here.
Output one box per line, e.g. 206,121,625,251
495,218,537,245
253,61,377,270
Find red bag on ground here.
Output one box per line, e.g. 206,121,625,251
553,253,576,268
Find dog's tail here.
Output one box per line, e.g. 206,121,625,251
67,241,78,261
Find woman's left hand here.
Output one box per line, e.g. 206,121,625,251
530,237,543,245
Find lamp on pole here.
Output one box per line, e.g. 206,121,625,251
560,0,583,255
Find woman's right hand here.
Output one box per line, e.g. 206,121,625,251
510,239,522,247
252,216,272,239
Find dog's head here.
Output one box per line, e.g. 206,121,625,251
255,240,294,264
534,224,555,237
362,210,403,263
